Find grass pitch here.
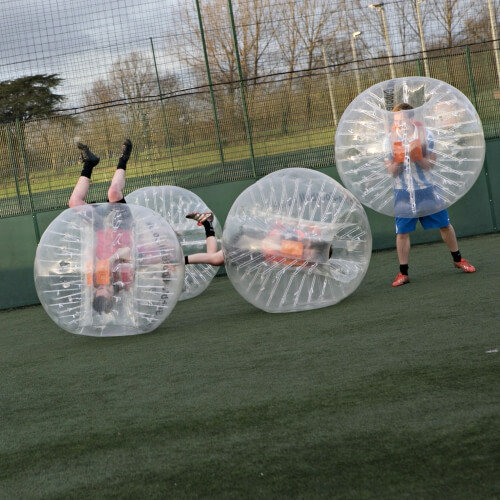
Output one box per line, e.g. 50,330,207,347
0,233,499,498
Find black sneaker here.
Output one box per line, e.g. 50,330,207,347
120,139,133,162
76,142,100,166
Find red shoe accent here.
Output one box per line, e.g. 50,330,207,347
185,211,213,226
454,258,476,273
392,272,410,287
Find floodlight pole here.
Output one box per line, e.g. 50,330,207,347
319,39,338,126
351,32,362,94
415,0,430,77
369,3,396,79
487,0,500,87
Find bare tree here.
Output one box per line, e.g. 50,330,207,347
464,0,499,43
430,0,481,48
177,0,275,86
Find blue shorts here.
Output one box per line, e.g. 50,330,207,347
394,187,445,219
395,209,450,234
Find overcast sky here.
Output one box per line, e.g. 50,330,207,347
1,0,498,110
0,0,182,107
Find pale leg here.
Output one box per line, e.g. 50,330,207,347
68,177,90,207
187,249,224,266
107,169,126,202
396,233,410,265
439,224,459,252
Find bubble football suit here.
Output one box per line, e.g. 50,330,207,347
126,186,222,300
34,203,184,336
222,168,372,313
335,77,485,218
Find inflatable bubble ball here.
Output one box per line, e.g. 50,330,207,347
335,77,485,218
126,186,222,300
222,168,372,313
34,203,184,337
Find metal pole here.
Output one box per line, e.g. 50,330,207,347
150,38,176,172
415,0,430,77
319,40,338,126
194,0,226,171
370,4,396,79
487,0,500,87
227,0,257,178
465,45,478,109
351,32,362,94
5,124,23,212
16,119,40,243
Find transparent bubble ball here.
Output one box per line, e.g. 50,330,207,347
34,203,184,337
222,168,372,313
126,186,222,300
335,77,485,218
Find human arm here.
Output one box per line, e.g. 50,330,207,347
385,158,403,177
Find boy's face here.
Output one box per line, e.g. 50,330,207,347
393,111,414,132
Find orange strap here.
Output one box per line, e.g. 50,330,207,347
281,240,304,258
95,260,111,285
86,262,93,286
393,139,423,163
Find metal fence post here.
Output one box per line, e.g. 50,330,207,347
195,0,226,173
227,0,257,178
5,124,23,212
416,58,423,77
465,45,478,109
15,119,40,243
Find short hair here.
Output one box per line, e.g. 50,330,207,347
93,295,113,314
392,103,414,112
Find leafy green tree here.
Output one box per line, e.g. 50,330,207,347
0,74,64,124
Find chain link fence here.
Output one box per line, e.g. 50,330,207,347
1,0,499,220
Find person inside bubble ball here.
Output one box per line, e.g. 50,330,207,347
68,139,134,313
385,103,475,287
183,214,330,267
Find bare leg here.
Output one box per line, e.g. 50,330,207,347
396,233,411,265
69,143,100,207
187,249,224,266
206,235,218,254
107,168,126,202
439,224,458,252
69,177,90,207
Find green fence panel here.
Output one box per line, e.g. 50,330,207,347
0,215,39,309
484,138,500,230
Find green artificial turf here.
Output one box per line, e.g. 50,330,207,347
0,234,499,498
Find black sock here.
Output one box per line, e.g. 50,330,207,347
184,255,189,265
117,158,128,170
203,220,215,238
451,250,461,263
80,162,95,179
400,264,409,276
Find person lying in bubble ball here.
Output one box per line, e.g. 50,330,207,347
183,213,331,268
385,103,475,287
68,139,134,314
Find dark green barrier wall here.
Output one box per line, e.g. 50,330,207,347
1,140,498,310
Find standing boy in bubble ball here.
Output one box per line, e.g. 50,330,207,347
68,139,134,313
385,103,475,287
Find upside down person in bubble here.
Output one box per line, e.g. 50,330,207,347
385,103,475,287
183,213,331,268
68,139,134,314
